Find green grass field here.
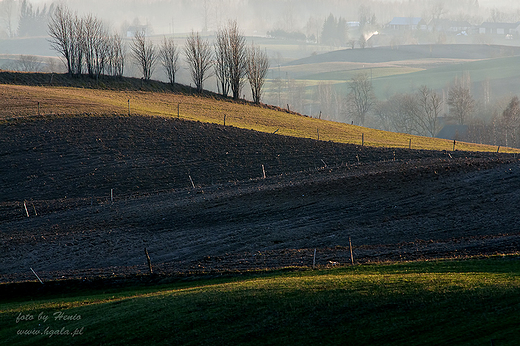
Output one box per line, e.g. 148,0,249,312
1,256,519,345
275,51,520,100
370,55,520,98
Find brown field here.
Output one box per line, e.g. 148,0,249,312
2,106,520,283
1,80,516,153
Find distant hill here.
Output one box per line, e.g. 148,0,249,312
287,44,520,65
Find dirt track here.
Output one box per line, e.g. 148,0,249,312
2,115,520,283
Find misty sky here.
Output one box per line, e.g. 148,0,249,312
16,0,520,37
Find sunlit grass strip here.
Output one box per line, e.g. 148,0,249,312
1,256,520,345
1,84,518,153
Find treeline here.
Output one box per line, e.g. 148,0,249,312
267,14,348,45
321,14,349,47
373,75,520,148
267,72,520,148
48,6,125,79
185,21,270,103
18,0,53,37
266,29,307,42
48,5,270,104
268,11,376,47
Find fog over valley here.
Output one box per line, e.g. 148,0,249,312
3,0,520,147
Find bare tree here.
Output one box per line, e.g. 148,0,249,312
131,30,157,81
246,44,269,104
374,90,441,136
214,26,230,97
358,4,375,32
447,75,475,125
159,36,180,85
430,1,448,22
348,72,375,126
226,20,247,100
501,96,520,147
81,14,110,79
48,5,74,75
417,86,443,137
1,0,17,38
383,93,420,134
70,14,85,76
17,55,43,72
316,82,334,119
184,31,213,93
107,34,125,77
358,34,367,49
373,99,393,131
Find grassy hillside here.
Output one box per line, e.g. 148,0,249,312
1,256,519,345
287,44,520,66
0,82,515,153
370,55,520,97
271,44,520,101
286,55,520,97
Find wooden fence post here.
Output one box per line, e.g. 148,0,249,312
362,133,364,146
144,248,153,274
349,237,354,265
23,201,29,217
31,201,38,216
30,267,44,284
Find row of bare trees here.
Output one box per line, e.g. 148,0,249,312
373,86,443,136
48,5,125,79
129,22,269,102
48,9,268,103
348,72,520,147
186,20,270,103
347,72,474,137
48,5,179,83
129,32,181,85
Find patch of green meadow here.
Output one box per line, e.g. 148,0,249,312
1,256,520,345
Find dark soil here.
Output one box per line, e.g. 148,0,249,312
2,114,520,287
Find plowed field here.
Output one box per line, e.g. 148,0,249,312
2,114,520,283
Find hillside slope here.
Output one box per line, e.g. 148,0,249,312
0,83,512,152
1,113,520,282
0,114,509,205
287,44,520,66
